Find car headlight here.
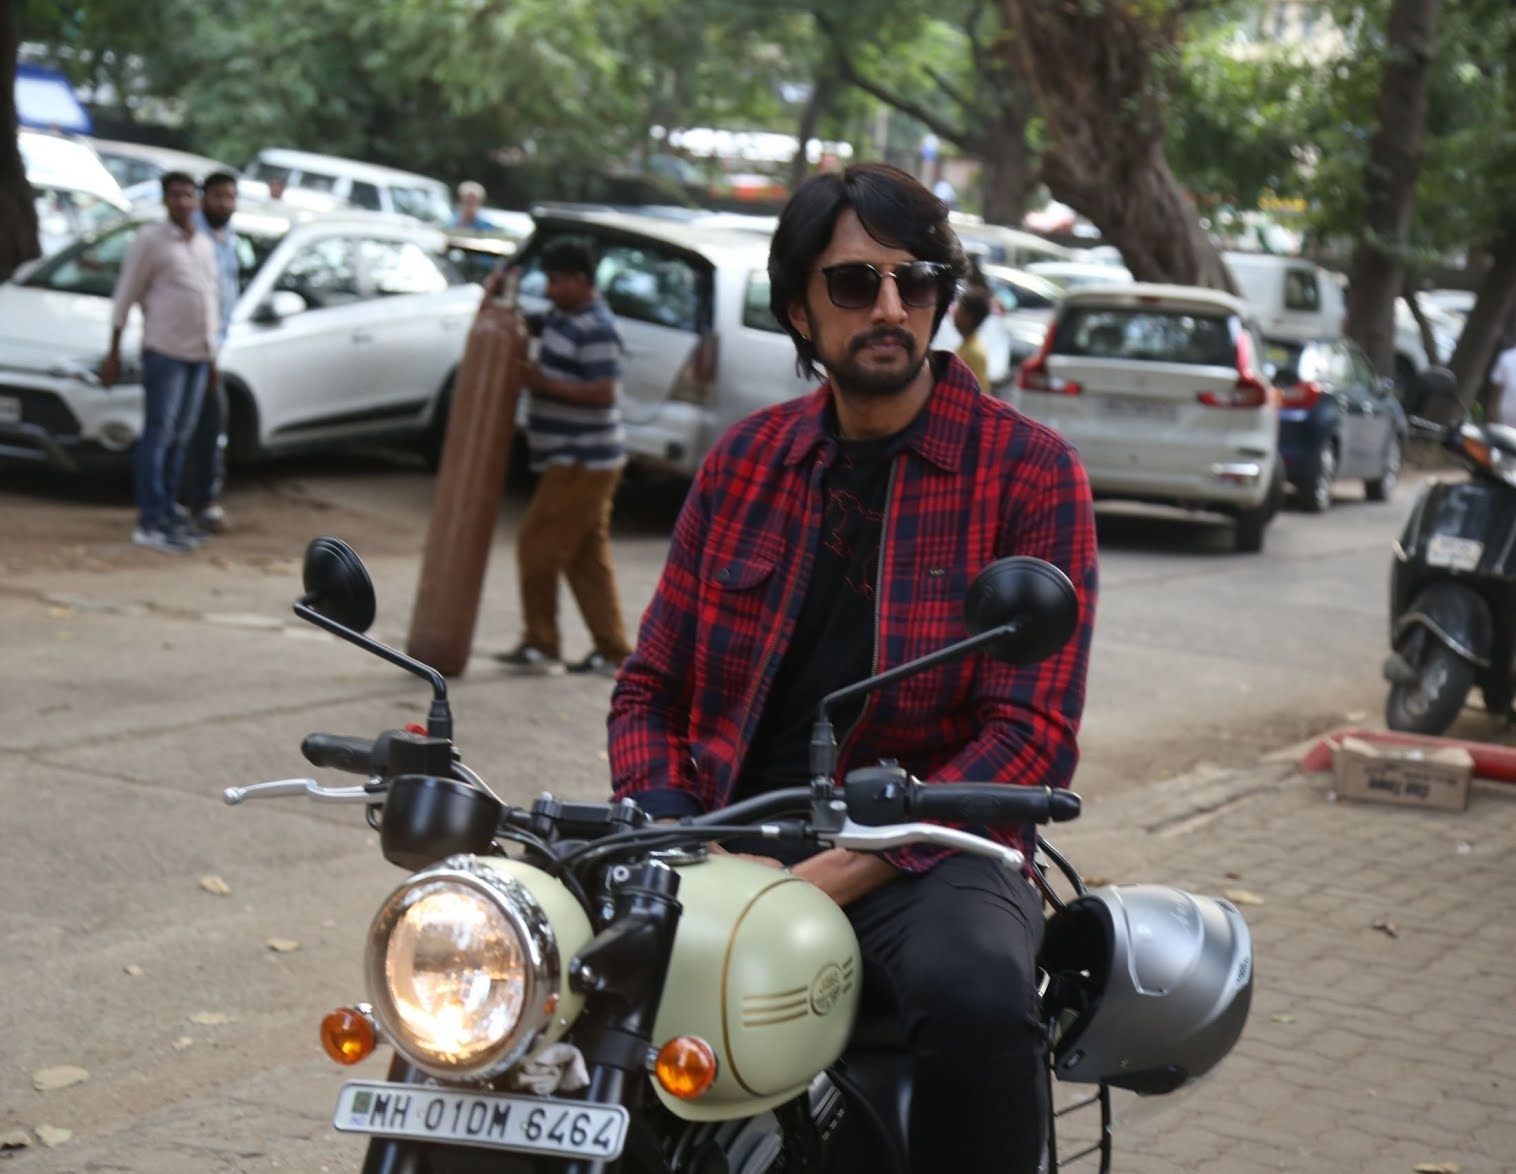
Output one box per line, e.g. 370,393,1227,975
366,857,562,1079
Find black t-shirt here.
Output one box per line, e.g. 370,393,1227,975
733,427,903,803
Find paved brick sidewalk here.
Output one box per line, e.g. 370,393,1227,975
1045,759,1516,1174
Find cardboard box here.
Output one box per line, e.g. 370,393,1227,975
1332,737,1473,812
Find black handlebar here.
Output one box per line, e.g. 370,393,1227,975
843,767,1079,827
301,733,381,775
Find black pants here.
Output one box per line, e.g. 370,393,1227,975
847,853,1047,1174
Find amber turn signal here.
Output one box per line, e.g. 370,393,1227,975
654,1035,718,1100
321,1006,377,1065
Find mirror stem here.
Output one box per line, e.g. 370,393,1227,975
294,600,453,740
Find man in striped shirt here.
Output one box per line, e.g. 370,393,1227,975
497,239,635,677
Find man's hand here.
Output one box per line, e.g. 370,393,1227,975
790,849,898,908
97,353,121,388
207,360,220,392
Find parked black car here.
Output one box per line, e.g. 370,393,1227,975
1264,337,1408,512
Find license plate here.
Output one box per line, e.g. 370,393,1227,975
332,1080,628,1160
0,395,19,424
1425,534,1483,571
1097,395,1178,422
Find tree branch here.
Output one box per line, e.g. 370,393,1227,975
922,64,980,119
814,10,979,151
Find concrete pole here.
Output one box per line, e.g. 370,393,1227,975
406,273,528,676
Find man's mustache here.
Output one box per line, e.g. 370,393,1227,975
849,328,916,355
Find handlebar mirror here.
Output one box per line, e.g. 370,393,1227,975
963,556,1079,664
300,536,377,634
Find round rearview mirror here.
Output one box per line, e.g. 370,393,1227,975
963,556,1079,665
300,536,377,633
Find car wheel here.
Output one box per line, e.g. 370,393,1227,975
1234,507,1268,553
1366,435,1401,501
1385,628,1475,735
1303,440,1335,514
224,381,263,463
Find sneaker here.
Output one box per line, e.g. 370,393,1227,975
132,526,195,554
196,504,229,534
164,518,208,549
494,643,565,675
566,651,624,679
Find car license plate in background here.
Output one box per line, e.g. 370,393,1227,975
1097,396,1178,422
333,1081,628,1160
0,395,20,424
1425,534,1483,571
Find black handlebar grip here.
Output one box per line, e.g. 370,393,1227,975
1047,789,1082,822
301,733,379,775
908,783,1073,826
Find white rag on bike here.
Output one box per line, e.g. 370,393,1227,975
509,1043,591,1095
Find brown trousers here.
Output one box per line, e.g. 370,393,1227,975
517,462,633,661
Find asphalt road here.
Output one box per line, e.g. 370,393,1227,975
0,455,1491,1169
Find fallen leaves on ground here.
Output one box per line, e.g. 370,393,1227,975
1414,1163,1461,1173
172,1036,195,1052
124,963,143,977
266,938,301,953
31,1066,89,1092
46,606,75,620
1082,875,1112,888
1223,888,1265,906
199,875,232,896
1271,1013,1297,1024
188,1011,235,1026
1372,919,1401,939
0,1129,31,1149
35,1125,72,1148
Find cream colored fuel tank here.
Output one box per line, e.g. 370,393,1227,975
650,855,862,1121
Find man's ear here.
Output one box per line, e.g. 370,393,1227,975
787,300,810,340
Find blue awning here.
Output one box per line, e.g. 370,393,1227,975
15,64,93,136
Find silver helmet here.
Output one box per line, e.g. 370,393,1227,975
1039,885,1253,1094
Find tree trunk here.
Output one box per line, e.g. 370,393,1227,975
789,71,838,193
1,0,41,282
1402,278,1441,366
978,101,1032,226
1448,224,1516,414
1343,0,1440,376
999,0,1234,291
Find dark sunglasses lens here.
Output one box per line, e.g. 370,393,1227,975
826,264,881,309
896,263,944,307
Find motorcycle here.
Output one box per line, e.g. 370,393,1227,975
226,536,1254,1173
1385,375,1516,734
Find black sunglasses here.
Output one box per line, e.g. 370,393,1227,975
820,261,954,310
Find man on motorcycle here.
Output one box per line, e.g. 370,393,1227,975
608,162,1098,1173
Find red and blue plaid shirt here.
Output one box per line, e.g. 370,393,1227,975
608,354,1098,872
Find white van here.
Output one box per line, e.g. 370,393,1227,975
18,130,132,255
245,149,453,225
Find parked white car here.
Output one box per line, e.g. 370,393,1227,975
18,129,132,256
0,206,479,472
245,148,453,225
509,208,1000,477
1007,282,1284,553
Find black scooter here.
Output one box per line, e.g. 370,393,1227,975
1384,370,1516,733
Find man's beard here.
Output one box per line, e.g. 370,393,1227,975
818,324,927,399
202,208,233,229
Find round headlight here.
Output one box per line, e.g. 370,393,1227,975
366,858,559,1078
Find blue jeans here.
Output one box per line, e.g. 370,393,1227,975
181,377,225,513
135,349,207,531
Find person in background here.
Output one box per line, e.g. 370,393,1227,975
1491,334,1516,428
953,287,993,388
266,177,286,201
180,172,240,534
494,239,635,677
99,171,219,554
451,180,498,232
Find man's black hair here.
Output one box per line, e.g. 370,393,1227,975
768,162,968,379
202,171,238,193
160,170,197,197
957,287,992,335
541,238,598,281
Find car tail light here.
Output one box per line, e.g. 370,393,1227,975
670,333,720,407
1017,323,1081,395
1279,380,1323,409
1197,331,1273,408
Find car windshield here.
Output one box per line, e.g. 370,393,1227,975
1053,307,1239,366
392,186,452,224
23,219,286,299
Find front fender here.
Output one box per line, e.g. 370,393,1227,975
1394,582,1493,668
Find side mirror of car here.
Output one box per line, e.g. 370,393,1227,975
254,290,309,324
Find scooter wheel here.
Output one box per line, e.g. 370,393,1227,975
1385,632,1475,735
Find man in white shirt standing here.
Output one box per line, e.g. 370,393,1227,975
99,171,219,554
1492,338,1516,429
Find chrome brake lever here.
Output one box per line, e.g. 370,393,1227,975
819,818,1026,873
223,777,378,806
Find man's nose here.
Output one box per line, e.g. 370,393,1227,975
871,272,909,324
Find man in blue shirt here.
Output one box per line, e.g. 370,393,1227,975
450,180,498,232
181,172,240,533
495,239,633,677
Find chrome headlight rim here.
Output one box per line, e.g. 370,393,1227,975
365,855,560,1080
